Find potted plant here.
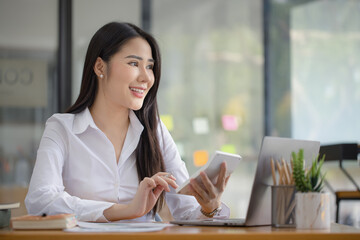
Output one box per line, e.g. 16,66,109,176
292,149,330,229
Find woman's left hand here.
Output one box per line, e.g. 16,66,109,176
188,162,230,213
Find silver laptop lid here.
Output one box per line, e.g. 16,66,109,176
245,136,320,226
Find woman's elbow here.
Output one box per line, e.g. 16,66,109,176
25,189,49,215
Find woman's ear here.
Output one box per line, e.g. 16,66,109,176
94,57,105,79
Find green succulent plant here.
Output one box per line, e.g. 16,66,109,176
292,149,326,192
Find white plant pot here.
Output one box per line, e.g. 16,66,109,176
295,192,330,229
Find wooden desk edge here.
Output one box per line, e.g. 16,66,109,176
1,223,359,240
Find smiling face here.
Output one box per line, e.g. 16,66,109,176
96,37,155,111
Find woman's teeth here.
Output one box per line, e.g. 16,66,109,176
130,88,144,93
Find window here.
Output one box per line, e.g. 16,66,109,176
268,0,360,226
0,0,58,217
153,0,263,217
72,0,141,102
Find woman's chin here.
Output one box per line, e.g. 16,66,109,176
130,103,144,111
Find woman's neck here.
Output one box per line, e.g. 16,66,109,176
90,96,131,163
89,97,130,134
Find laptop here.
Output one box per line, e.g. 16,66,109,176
170,136,320,226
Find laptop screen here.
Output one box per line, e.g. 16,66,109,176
245,136,320,226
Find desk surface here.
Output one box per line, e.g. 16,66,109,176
1,223,360,240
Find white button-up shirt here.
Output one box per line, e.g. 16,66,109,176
25,108,229,221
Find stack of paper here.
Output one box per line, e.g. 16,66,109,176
65,221,173,232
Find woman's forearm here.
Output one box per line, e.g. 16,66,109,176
103,203,138,221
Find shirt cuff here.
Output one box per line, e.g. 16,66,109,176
97,214,111,223
196,202,230,219
93,203,115,222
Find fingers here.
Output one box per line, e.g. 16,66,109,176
216,162,227,191
140,177,166,194
144,172,178,193
156,172,177,181
133,178,164,218
189,181,206,204
140,172,179,195
189,180,220,213
152,175,171,192
152,185,164,198
190,179,206,205
154,172,179,190
162,176,179,189
190,178,209,200
199,172,216,198
140,177,157,190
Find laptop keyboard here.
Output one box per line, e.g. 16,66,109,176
171,218,246,226
210,218,246,226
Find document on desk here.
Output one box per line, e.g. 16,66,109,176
64,221,173,232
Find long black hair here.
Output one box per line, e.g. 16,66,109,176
66,22,165,216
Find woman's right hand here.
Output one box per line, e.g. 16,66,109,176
103,172,178,221
129,172,178,218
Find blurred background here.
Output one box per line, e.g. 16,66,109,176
0,0,359,227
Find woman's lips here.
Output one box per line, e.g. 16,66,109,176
129,87,146,98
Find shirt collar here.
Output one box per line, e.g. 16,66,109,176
119,110,144,163
73,107,144,135
128,110,144,134
73,108,98,134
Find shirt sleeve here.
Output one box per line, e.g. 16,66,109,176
158,120,230,220
25,118,114,222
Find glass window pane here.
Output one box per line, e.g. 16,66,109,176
269,0,360,226
291,0,360,227
152,0,263,218
291,0,360,143
72,0,141,102
0,0,58,216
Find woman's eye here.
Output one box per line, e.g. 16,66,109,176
129,62,138,67
146,64,154,70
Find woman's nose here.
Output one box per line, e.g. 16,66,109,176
139,67,153,82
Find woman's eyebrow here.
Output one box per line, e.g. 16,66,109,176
125,55,155,62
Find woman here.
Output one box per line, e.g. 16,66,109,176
25,22,230,222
